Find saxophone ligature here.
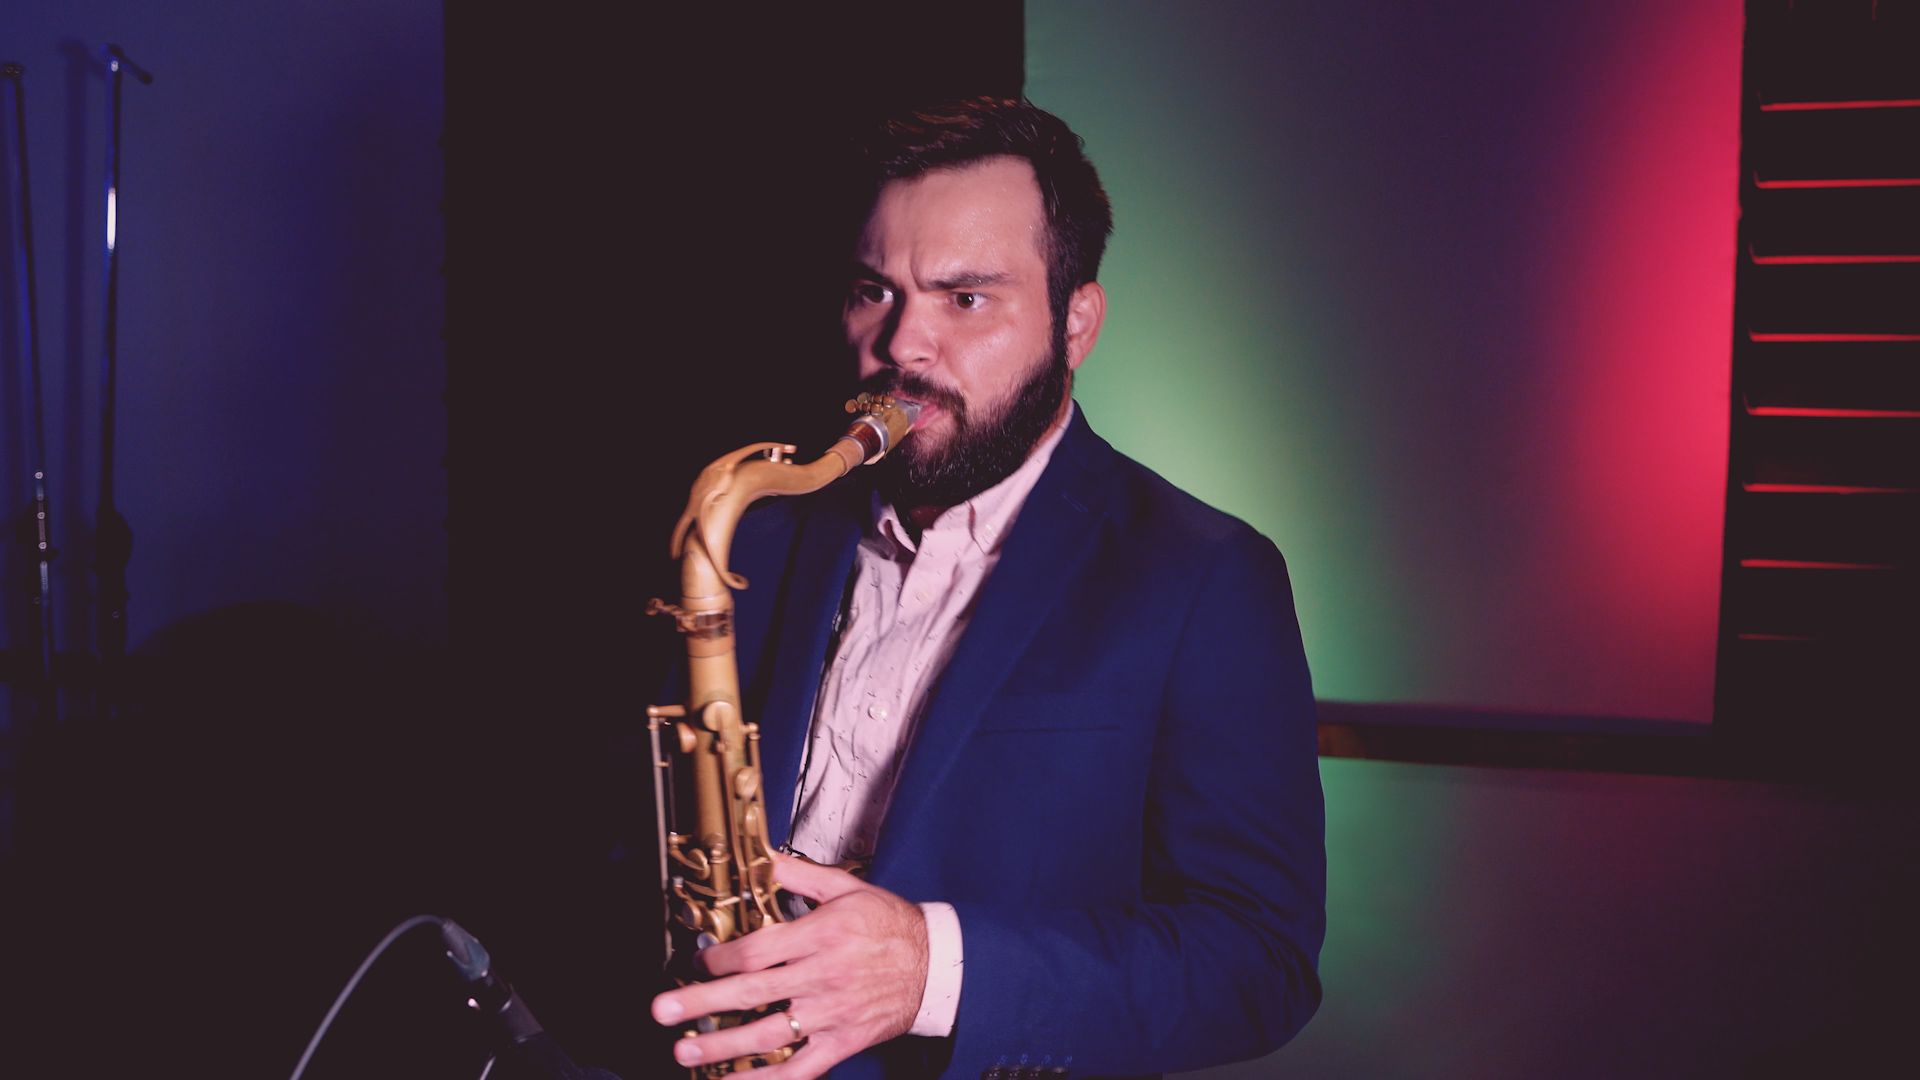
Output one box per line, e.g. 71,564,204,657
646,392,919,1075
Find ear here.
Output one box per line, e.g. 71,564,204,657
1063,281,1106,371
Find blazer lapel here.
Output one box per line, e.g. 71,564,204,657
873,411,1117,874
756,493,863,850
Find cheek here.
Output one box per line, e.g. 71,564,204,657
959,323,1036,396
846,320,883,376
852,315,887,368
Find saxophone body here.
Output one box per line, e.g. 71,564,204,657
647,394,918,1076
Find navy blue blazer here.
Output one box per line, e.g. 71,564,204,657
723,407,1325,1079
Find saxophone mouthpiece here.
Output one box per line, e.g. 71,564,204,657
842,393,920,464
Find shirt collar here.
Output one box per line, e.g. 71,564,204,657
875,400,1076,557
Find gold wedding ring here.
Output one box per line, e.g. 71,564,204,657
785,1009,804,1042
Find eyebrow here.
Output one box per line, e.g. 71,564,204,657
928,270,1013,291
850,262,1014,292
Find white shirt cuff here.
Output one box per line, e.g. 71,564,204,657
910,901,963,1037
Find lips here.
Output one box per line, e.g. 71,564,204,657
859,374,962,431
905,401,941,430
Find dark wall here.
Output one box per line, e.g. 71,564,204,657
6,3,1027,1076
449,5,1025,696
446,8,1023,1075
0,2,447,690
3,3,447,1077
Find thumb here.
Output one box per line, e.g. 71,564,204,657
771,850,869,905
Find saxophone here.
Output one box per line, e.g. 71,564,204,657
646,393,919,1076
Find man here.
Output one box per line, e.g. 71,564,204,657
651,98,1324,1079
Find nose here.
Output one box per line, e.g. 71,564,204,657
880,292,937,370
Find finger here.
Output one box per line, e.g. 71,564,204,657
672,1007,806,1071
652,968,796,1026
770,850,868,905
699,920,816,977
738,1030,851,1080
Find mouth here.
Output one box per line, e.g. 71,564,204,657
903,400,940,430
857,375,959,432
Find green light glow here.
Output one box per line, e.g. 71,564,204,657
1029,2,1418,701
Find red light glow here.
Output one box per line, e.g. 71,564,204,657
1748,332,1920,342
1759,98,1920,112
1753,177,1920,189
1747,252,1920,265
1744,405,1920,418
1743,482,1920,494
1527,0,1740,724
1738,559,1897,571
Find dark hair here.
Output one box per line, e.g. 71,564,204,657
856,97,1113,328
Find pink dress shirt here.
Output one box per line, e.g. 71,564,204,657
787,406,1074,1038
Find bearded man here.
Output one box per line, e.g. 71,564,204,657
650,97,1325,1080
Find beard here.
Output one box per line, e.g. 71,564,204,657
862,335,1070,510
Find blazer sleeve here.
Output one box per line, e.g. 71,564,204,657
944,526,1326,1076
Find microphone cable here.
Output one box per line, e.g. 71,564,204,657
285,914,496,1080
286,914,621,1080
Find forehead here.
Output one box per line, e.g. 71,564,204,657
858,156,1047,272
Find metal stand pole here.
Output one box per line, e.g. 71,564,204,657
95,46,154,715
4,62,57,728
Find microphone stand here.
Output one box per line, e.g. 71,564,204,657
4,61,57,729
94,45,153,717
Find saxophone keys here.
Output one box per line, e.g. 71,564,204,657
699,699,738,734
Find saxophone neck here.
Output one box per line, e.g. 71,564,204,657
667,394,922,593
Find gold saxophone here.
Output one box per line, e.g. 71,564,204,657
646,392,919,1076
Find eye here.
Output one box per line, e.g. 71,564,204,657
851,282,893,307
953,292,982,310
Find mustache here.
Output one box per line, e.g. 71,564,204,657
857,371,967,417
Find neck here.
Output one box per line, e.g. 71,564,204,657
897,503,944,542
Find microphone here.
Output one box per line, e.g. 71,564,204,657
440,918,545,1044
439,919,624,1080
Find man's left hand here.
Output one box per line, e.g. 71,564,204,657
651,851,930,1077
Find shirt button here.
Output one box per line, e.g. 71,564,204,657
868,704,889,721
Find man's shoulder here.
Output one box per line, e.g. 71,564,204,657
1063,411,1281,566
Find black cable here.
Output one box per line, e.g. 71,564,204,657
285,914,443,1080
287,914,612,1080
